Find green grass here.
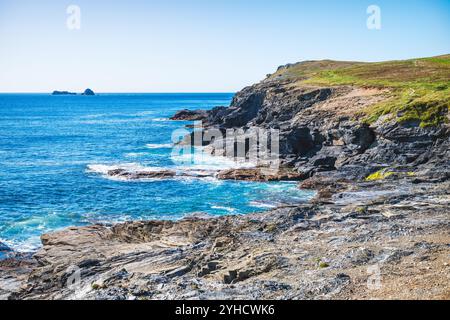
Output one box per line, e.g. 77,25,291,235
271,55,450,127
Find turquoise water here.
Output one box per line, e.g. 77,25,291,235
0,94,314,251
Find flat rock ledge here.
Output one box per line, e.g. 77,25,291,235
105,167,305,182
107,169,177,180
216,168,306,182
170,109,209,121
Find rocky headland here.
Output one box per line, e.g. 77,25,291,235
1,56,449,300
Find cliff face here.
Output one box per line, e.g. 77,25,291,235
198,57,449,182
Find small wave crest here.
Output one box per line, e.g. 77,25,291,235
86,163,177,182
145,143,173,149
0,237,41,253
87,163,161,175
210,205,237,213
151,118,170,122
173,147,257,171
248,201,278,209
124,152,147,158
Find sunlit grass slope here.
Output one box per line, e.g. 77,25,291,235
270,55,450,127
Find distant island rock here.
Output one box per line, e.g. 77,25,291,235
52,89,95,96
82,88,95,96
52,91,76,96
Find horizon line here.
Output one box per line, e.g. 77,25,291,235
0,91,237,94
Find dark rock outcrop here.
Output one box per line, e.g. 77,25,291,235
100,167,217,181
0,242,12,260
107,169,176,180
170,109,209,121
216,168,306,182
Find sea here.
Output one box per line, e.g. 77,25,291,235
0,93,314,252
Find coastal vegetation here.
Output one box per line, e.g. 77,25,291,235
271,55,450,127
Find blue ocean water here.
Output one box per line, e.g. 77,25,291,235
0,93,314,251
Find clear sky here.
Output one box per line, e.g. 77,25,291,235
0,0,449,93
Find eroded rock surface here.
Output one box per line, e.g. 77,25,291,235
217,168,306,182
107,169,177,180
4,179,449,300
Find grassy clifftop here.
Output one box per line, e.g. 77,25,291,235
270,55,450,127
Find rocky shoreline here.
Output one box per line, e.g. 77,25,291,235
1,177,448,300
1,58,449,300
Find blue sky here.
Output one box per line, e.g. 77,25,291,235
0,0,449,92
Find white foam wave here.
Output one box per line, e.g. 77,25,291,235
210,205,236,213
87,163,163,175
151,118,170,122
248,201,278,209
146,143,173,149
79,113,108,119
173,147,257,171
124,152,146,158
135,111,157,116
0,237,42,253
87,163,175,182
